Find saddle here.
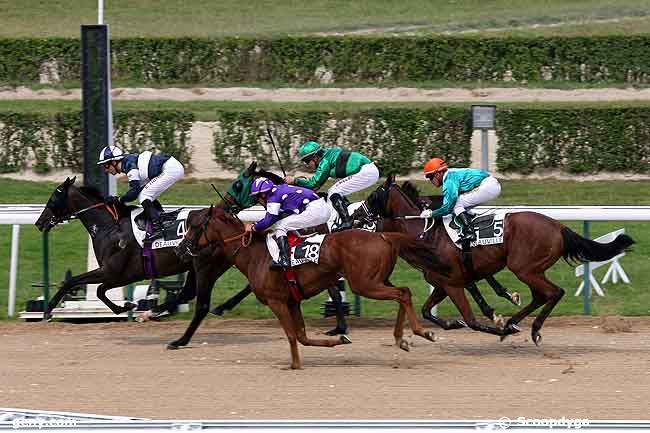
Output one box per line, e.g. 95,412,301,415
134,208,183,239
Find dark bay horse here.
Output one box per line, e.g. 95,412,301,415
34,176,232,319
173,207,445,369
358,175,635,344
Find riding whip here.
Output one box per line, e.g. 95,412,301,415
266,127,287,177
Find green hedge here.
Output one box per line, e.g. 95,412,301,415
213,108,473,175
2,35,650,85
0,111,193,173
2,106,650,175
496,107,650,174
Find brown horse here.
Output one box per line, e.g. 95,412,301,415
174,206,446,369
358,175,635,344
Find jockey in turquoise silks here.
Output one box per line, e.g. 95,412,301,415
421,157,501,243
284,141,379,231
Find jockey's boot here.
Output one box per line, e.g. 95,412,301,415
330,193,353,231
457,211,477,243
271,236,291,270
142,199,164,240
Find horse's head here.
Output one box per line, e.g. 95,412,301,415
35,177,77,232
360,175,421,219
225,161,285,212
176,205,244,261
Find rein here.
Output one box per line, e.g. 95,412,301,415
223,231,252,247
52,202,120,225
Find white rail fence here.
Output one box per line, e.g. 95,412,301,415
3,205,650,317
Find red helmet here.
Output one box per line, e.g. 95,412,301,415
423,158,448,176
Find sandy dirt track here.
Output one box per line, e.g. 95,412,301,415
1,316,649,420
3,86,650,103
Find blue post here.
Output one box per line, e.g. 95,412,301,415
582,221,590,316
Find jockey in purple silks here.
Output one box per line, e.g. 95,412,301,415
244,177,331,269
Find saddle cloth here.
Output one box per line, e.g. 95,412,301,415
266,233,327,267
442,210,507,248
130,208,191,249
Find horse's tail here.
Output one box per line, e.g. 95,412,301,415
561,227,635,265
380,233,451,275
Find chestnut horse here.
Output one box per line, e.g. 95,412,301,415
173,207,446,369
358,175,635,344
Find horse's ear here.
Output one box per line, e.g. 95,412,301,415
383,175,393,187
208,204,214,216
70,176,76,184
245,161,257,176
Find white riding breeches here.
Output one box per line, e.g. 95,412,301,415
138,157,185,203
274,198,331,237
453,176,501,215
327,162,380,198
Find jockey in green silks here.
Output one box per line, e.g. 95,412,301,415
284,141,379,231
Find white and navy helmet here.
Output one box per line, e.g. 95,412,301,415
97,145,125,165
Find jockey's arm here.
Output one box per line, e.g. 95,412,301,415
120,179,143,203
295,159,331,191
428,181,459,218
253,202,281,232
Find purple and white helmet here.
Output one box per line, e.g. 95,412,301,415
97,145,125,165
250,177,274,196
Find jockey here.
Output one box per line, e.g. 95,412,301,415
98,145,184,239
244,177,331,269
421,158,501,243
284,141,379,231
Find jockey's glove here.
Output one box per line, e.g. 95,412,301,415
106,195,121,205
419,209,433,219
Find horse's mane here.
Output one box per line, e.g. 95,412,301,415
256,169,284,185
400,181,443,210
400,181,421,208
78,185,136,218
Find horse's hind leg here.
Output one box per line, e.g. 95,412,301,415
485,275,521,306
325,280,348,336
289,302,351,347
511,273,564,345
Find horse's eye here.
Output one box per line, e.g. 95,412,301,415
233,181,242,193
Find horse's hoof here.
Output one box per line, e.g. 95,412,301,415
511,292,521,306
123,302,138,312
399,340,410,352
136,311,152,323
210,308,224,317
424,331,436,342
340,335,352,344
326,328,347,336
493,314,506,328
532,332,542,346
166,341,183,350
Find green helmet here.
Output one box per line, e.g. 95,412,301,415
298,141,321,161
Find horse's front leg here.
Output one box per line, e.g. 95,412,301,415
421,284,465,330
485,275,521,306
96,283,136,315
466,282,504,328
444,285,514,337
44,268,106,320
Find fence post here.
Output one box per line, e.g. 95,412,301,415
42,232,50,321
8,224,20,317
127,284,134,322
582,221,590,315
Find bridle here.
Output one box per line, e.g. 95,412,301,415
367,181,436,235
46,186,120,228
180,207,252,258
